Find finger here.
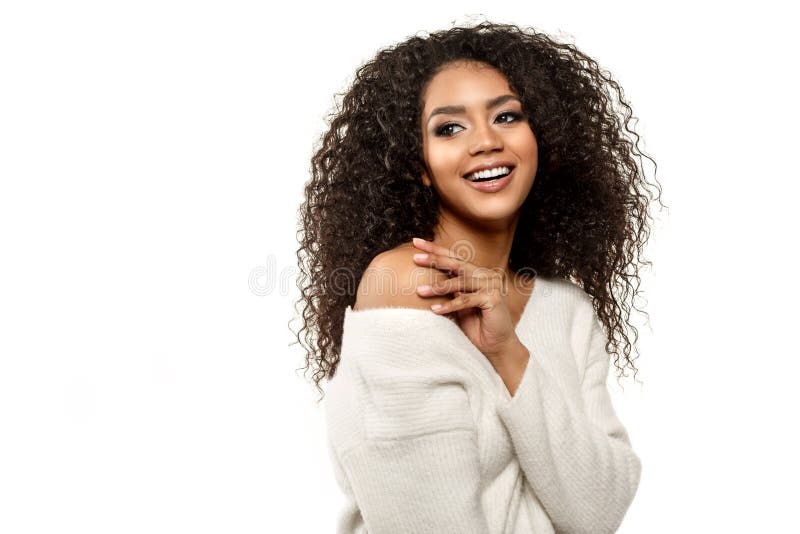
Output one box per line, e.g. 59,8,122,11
414,255,507,297
412,237,451,256
431,290,496,315
412,251,466,277
418,275,485,296
412,238,472,268
411,239,481,279
412,238,505,287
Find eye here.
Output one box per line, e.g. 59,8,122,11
496,111,523,124
435,122,463,137
433,111,524,138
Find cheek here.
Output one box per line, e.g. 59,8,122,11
427,144,463,180
512,129,538,153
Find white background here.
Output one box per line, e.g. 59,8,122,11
1,1,797,532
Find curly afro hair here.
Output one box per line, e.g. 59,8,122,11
293,20,664,401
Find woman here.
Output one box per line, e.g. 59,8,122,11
294,20,663,533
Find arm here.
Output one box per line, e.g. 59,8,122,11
338,430,490,534
326,306,492,534
494,309,642,534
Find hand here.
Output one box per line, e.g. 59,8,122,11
412,237,521,361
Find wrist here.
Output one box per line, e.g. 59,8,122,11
495,339,529,372
486,334,523,360
487,339,530,396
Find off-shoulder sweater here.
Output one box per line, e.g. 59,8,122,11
323,275,642,533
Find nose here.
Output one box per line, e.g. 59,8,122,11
468,122,503,155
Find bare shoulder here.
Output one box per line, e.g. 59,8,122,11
353,241,452,312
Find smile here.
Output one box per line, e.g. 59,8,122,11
465,165,513,181
463,166,515,193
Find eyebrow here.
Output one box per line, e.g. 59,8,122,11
426,94,521,125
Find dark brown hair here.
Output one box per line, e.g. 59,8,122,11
293,20,665,401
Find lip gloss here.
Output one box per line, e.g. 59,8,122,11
464,167,515,193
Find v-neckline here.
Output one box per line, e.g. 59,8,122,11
345,275,542,335
510,275,537,332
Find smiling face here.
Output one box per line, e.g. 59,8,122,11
420,60,538,228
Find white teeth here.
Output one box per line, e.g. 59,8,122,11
467,166,511,181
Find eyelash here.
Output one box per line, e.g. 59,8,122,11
434,111,524,137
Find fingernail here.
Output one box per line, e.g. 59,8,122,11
413,253,428,261
417,284,431,292
430,304,442,311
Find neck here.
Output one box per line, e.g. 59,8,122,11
429,209,522,282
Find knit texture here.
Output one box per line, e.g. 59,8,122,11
323,276,641,533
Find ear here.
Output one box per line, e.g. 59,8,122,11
421,166,432,187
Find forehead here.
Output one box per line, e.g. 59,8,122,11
421,62,513,110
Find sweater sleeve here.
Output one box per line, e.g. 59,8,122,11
495,304,642,534
326,311,492,534
338,430,490,534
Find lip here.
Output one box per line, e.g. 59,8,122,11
464,166,515,193
463,160,516,178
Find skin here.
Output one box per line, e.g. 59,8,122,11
412,237,531,396
412,60,540,395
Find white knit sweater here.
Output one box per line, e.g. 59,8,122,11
323,276,641,533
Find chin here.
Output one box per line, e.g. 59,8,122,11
467,205,521,225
